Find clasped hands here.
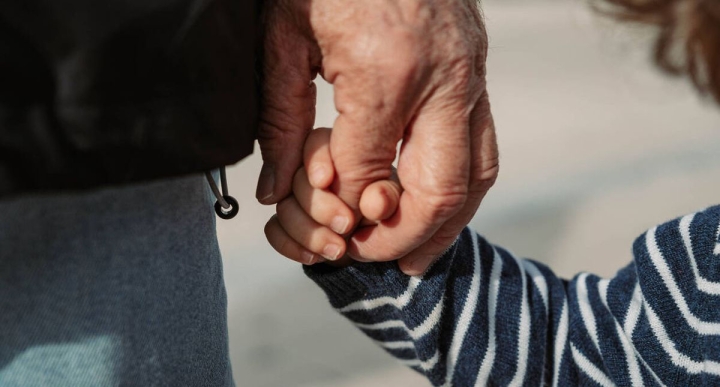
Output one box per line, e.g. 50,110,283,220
256,0,499,275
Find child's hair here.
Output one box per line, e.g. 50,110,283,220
596,0,720,103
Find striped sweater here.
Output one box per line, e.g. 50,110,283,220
304,205,720,386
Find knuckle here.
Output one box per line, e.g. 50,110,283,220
338,165,394,195
381,40,425,76
450,56,474,81
259,85,315,142
417,190,467,223
292,167,307,189
347,28,416,63
256,119,310,161
470,158,499,195
342,30,429,87
334,150,395,185
442,56,480,99
256,117,290,144
469,111,499,195
259,104,313,139
275,197,295,216
277,238,293,258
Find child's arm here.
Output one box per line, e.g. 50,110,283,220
266,129,720,386
304,221,720,386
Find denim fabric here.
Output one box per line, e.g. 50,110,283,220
0,175,234,386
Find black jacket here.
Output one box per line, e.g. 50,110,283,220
0,0,260,197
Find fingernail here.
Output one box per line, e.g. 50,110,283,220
330,216,349,234
322,244,342,261
302,250,316,265
256,164,275,203
309,165,328,186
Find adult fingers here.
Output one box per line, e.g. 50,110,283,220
307,0,491,264
346,89,474,261
303,128,334,189
324,23,427,210
398,91,498,275
256,6,321,204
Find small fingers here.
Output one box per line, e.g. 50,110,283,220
264,215,324,265
293,167,355,235
276,196,347,261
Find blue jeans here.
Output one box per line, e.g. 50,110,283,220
0,175,234,386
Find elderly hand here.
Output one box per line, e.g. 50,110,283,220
257,0,498,275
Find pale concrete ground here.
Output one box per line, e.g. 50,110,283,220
217,0,720,385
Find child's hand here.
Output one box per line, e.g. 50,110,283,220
264,128,402,265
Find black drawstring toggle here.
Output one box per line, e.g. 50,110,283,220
205,168,239,220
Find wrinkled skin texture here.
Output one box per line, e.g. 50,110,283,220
257,0,499,275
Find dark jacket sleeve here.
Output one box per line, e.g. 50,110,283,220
0,0,261,197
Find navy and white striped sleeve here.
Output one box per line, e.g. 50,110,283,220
304,205,720,386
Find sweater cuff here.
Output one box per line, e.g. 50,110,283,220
302,261,407,308
303,232,462,309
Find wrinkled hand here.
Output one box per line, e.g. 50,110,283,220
257,0,498,275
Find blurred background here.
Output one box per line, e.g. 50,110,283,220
218,0,720,385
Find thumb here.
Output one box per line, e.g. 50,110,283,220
256,9,320,204
323,24,423,210
329,113,400,213
327,65,413,210
359,170,402,222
